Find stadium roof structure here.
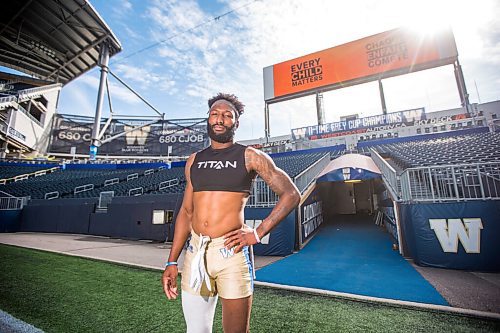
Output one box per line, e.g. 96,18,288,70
316,154,381,183
0,0,122,85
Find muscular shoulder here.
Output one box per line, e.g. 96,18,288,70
186,153,197,167
244,147,297,197
244,146,276,173
184,153,197,181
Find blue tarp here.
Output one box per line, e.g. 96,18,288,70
400,201,500,271
245,208,296,256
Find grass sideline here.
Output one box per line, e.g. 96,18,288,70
0,244,499,333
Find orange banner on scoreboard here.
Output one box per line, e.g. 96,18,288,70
269,28,457,101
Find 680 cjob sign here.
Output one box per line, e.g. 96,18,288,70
49,114,208,157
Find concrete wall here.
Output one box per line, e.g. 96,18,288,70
6,86,61,153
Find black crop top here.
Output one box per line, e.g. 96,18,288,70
190,143,256,194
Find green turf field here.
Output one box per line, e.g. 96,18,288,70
0,244,498,333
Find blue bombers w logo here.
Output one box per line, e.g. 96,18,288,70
429,218,483,253
220,247,235,258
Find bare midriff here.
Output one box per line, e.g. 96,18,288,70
192,191,249,238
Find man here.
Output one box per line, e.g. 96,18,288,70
162,93,300,333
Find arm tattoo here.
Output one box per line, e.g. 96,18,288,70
246,148,300,236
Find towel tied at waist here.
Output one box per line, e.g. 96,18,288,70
189,234,212,292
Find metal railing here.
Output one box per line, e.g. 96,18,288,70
129,187,143,196
247,178,279,207
45,191,59,200
127,173,138,181
0,96,17,105
400,162,500,202
246,152,335,207
294,153,331,193
74,183,94,194
14,174,29,182
246,153,334,207
17,84,62,102
34,170,47,177
0,196,27,210
0,166,59,184
159,178,179,191
370,148,400,200
104,178,119,187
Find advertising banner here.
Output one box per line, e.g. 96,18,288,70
299,187,323,245
264,27,458,102
292,108,425,140
49,114,209,157
399,201,500,271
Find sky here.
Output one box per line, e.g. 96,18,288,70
26,0,500,140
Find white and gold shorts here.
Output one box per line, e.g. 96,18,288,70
181,231,255,299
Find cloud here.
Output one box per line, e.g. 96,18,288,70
476,2,500,65
147,0,207,35
58,82,95,117
147,0,401,138
79,75,140,105
222,0,500,138
112,0,133,17
113,63,176,93
73,0,500,140
122,25,141,40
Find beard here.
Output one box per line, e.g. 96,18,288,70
207,120,236,144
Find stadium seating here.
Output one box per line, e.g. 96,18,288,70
4,129,498,201
272,152,326,178
0,145,344,200
269,145,346,178
72,166,186,198
0,167,180,199
0,163,58,181
365,130,500,169
2,129,497,202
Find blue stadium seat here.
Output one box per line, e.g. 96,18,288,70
0,145,347,199
367,131,500,169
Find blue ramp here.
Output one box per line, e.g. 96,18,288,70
256,216,448,305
